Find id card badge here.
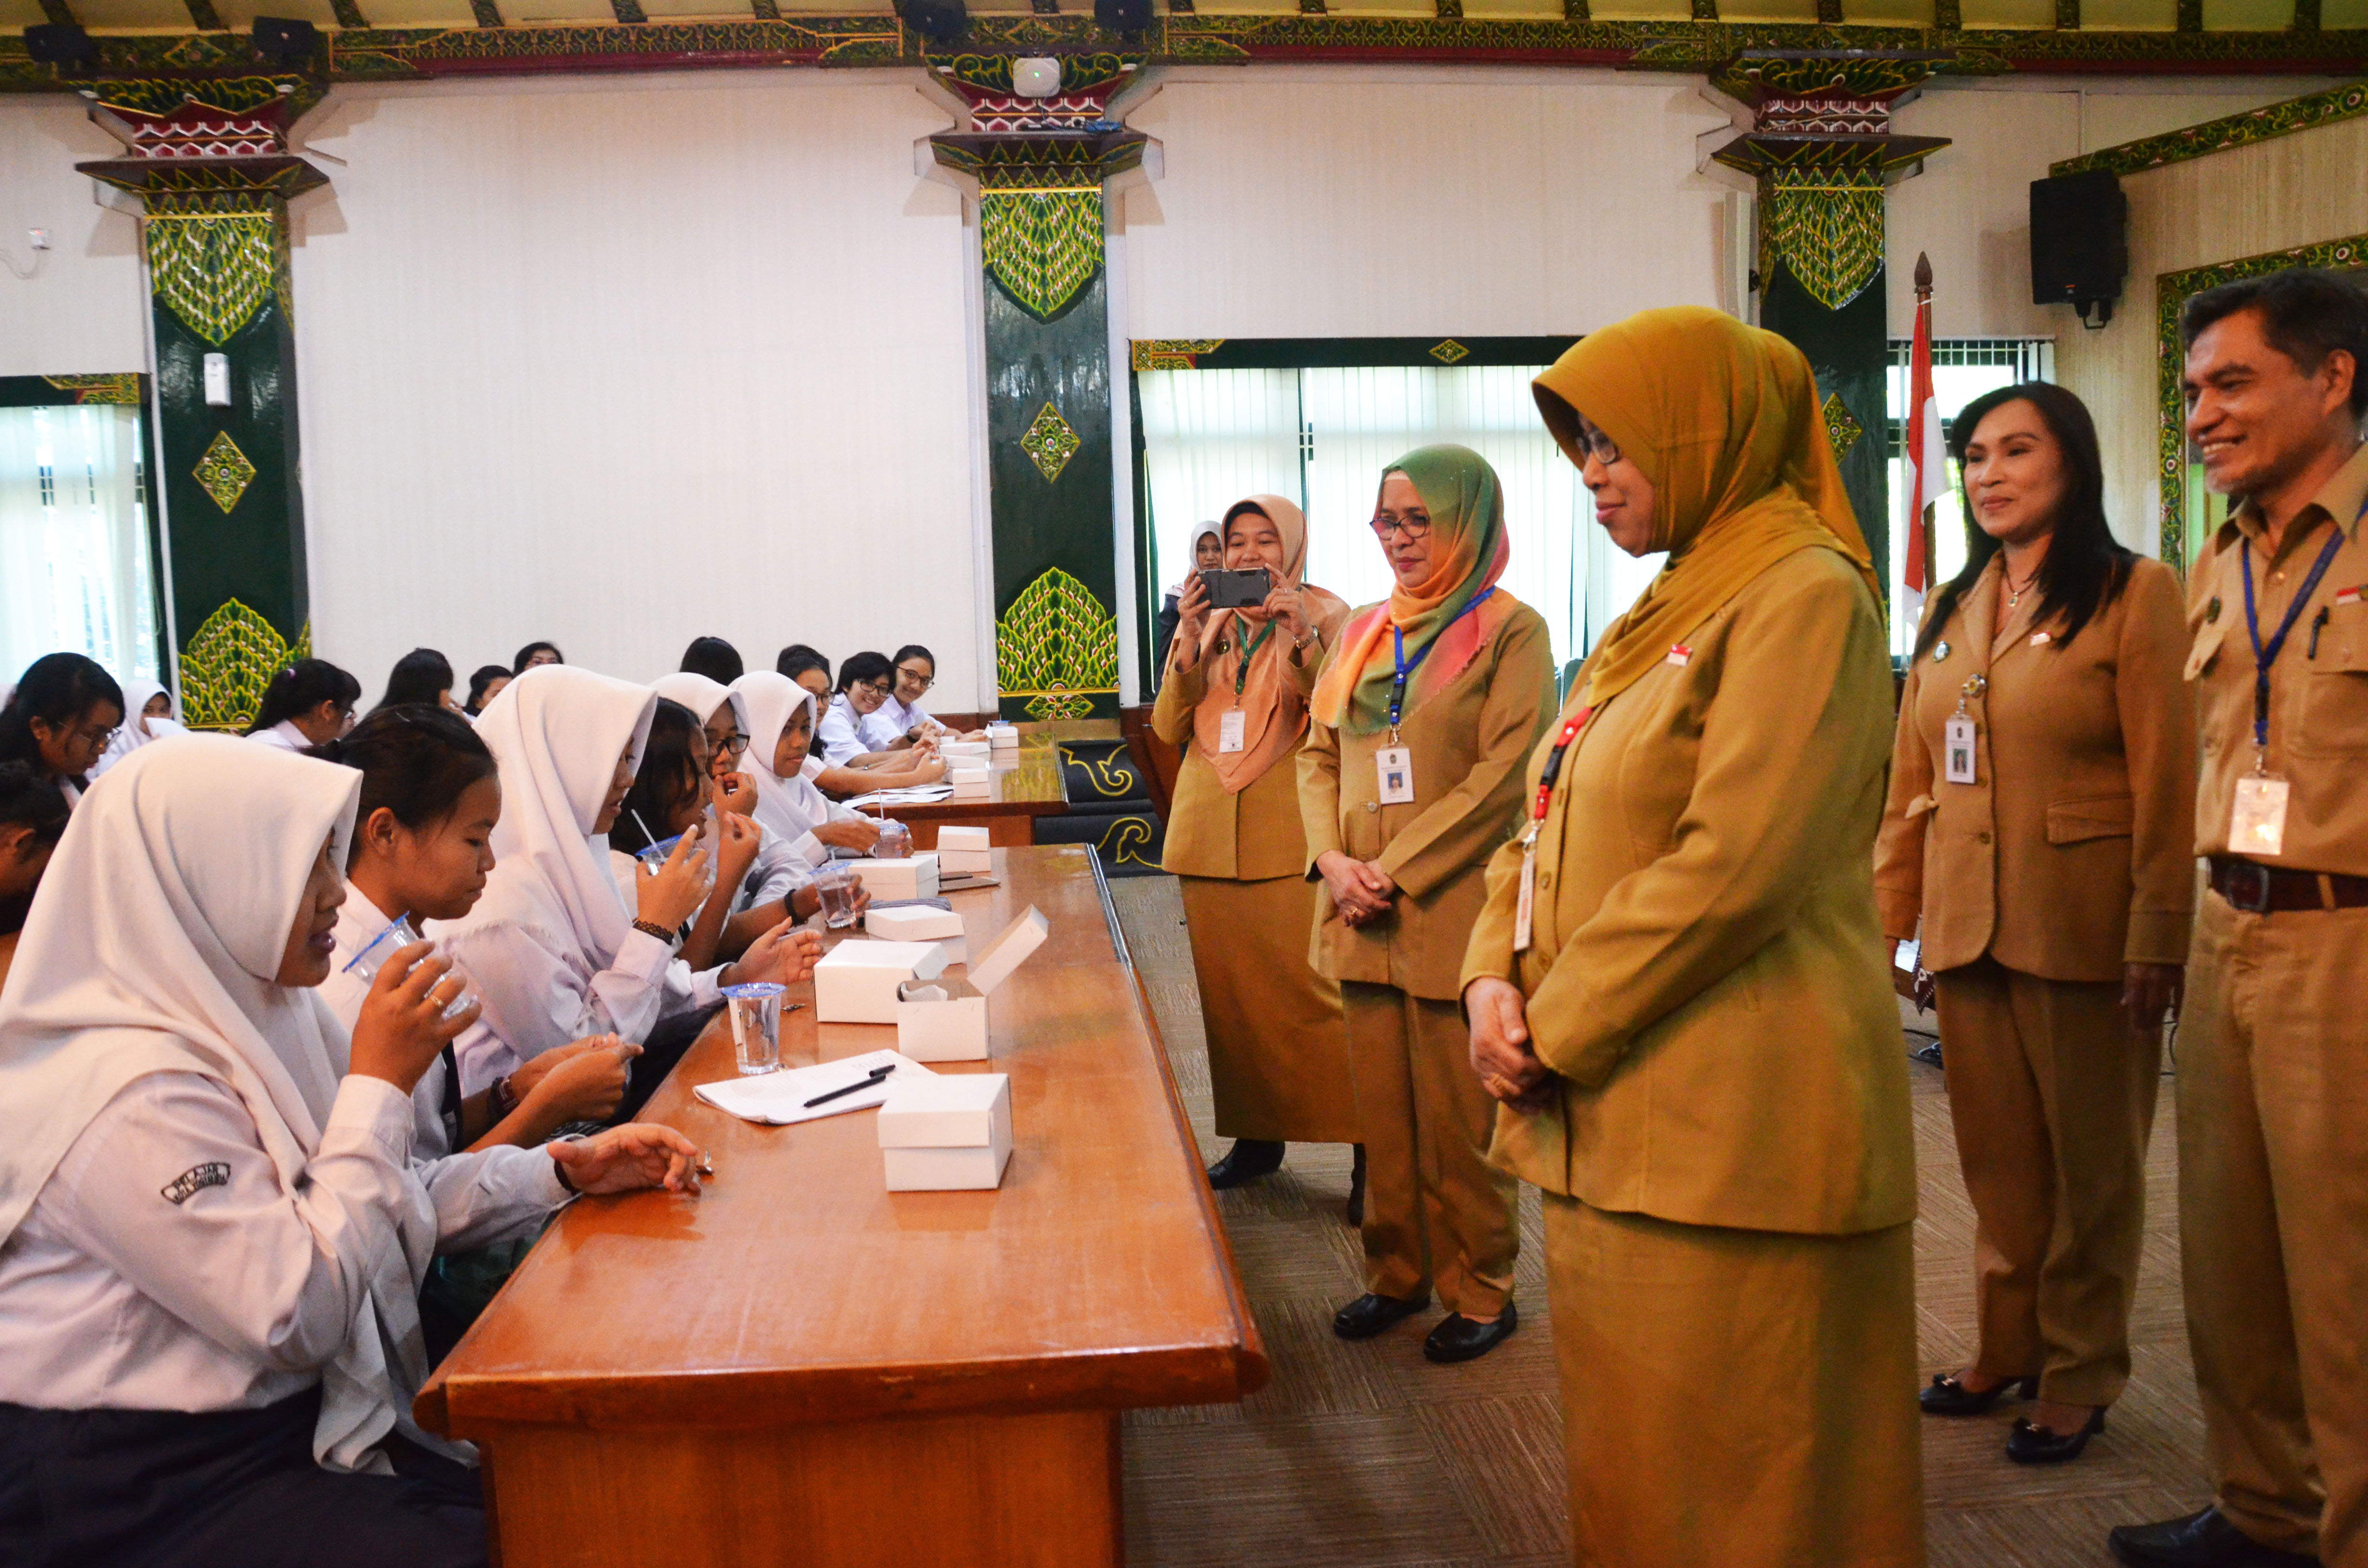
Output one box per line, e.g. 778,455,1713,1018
1217,709,1246,754
1375,745,1416,805
2231,774,2291,858
1514,843,1537,953
1943,716,1977,785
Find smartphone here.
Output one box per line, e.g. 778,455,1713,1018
1200,567,1273,609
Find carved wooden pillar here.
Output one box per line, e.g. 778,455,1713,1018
1712,53,1950,601
930,56,1147,722
77,79,328,729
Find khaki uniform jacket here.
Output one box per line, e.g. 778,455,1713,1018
1461,549,1915,1236
1874,554,2197,981
1154,606,1345,882
1300,601,1555,1003
2187,442,2368,877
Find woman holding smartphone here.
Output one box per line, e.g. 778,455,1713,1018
1156,496,1357,1197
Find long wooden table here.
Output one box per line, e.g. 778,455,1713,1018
416,845,1267,1567
860,727,1072,849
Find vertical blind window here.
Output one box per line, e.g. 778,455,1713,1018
0,404,160,687
1139,363,1662,681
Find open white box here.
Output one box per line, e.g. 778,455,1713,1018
894,906,1049,1062
852,853,938,901
878,1071,1012,1191
814,938,950,1024
935,824,991,876
865,902,965,964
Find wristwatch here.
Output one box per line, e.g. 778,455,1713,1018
490,1073,519,1117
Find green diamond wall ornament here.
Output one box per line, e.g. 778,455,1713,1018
1429,339,1470,365
1020,401,1081,483
1821,393,1864,462
193,430,257,514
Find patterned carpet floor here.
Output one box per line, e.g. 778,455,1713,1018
1108,872,2207,1568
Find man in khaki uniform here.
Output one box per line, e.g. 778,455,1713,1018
2110,270,2368,1568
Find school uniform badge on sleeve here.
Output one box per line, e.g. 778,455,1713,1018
2338,585,2364,606
160,1162,230,1205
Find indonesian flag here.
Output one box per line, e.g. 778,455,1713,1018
1898,282,1944,627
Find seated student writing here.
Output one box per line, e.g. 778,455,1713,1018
0,761,70,990
775,648,946,798
247,659,362,750
428,666,819,1098
0,737,700,1568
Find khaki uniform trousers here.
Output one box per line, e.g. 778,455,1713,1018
2179,891,2368,1567
1543,1195,1924,1568
1342,980,1517,1317
1933,957,2161,1407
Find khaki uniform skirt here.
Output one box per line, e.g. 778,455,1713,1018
1177,873,1357,1143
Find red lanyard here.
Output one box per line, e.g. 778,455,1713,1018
1529,707,1593,826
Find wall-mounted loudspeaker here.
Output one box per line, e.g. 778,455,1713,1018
25,23,97,66
900,0,968,43
1097,0,1153,31
2029,170,2128,329
251,16,321,65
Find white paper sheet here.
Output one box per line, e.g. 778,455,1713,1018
693,1049,938,1125
846,785,956,809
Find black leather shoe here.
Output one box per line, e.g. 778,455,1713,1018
1345,1144,1367,1227
2007,1405,2105,1464
1332,1291,1430,1340
1423,1301,1518,1364
1205,1139,1285,1189
1919,1371,2040,1416
2108,1507,2321,1567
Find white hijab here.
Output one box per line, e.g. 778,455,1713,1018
650,671,747,735
94,676,186,775
729,672,826,841
434,664,655,969
0,735,438,1472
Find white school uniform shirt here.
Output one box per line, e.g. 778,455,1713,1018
95,676,187,776
247,719,311,751
316,895,568,1251
647,672,811,909
0,736,445,1470
425,667,716,1094
817,693,871,767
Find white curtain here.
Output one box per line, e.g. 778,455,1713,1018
0,404,158,690
1140,362,1661,682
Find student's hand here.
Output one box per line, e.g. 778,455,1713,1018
522,1036,641,1125
1316,850,1394,927
640,830,712,931
816,818,880,853
716,771,761,817
712,809,762,894
550,1123,705,1196
1172,574,1211,670
722,921,823,988
506,1036,601,1100
957,728,989,743
910,755,948,784
2123,961,2183,1030
1264,583,1310,642
349,942,478,1094
1466,977,1553,1113
909,735,940,763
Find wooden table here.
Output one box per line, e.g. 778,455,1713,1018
416,845,1267,1567
857,723,1097,849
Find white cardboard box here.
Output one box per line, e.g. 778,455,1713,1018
985,723,1019,749
937,825,990,854
938,741,991,763
814,939,950,1024
949,766,989,800
936,824,992,876
893,906,1050,1062
878,1072,1012,1191
864,902,966,965
852,854,938,901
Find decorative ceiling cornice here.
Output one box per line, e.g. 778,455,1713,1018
3,16,2366,93
2051,76,2368,176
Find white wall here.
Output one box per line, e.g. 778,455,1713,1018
286,69,981,705
0,97,146,378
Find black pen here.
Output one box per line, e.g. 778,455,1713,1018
803,1063,894,1108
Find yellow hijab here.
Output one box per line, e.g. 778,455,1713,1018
1533,306,1881,713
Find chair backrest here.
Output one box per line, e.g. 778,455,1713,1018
1119,704,1181,821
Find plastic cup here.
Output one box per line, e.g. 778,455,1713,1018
723,982,785,1075
343,914,474,1019
814,862,861,930
874,819,911,861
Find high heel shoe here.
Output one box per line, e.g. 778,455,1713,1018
1205,1139,1285,1189
1919,1371,2040,1416
2008,1406,2106,1465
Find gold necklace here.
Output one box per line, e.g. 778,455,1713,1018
2004,563,2040,609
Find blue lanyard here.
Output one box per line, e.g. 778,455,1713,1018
2239,521,2347,752
1387,587,1496,732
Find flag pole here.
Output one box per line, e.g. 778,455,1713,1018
1913,252,1936,607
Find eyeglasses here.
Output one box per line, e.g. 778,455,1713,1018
862,680,893,697
1573,420,1623,466
1370,513,1432,540
708,733,751,757
897,667,936,691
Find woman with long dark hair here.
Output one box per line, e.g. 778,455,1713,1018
246,659,361,751
1876,381,2195,1464
0,653,124,805
463,665,511,717
511,642,563,674
375,649,459,714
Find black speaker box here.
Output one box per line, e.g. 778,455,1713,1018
2029,170,2128,320
251,16,320,64
1097,0,1153,31
25,23,97,66
900,0,968,43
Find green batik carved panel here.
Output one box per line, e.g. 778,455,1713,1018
146,206,282,347
39,374,143,405
1821,392,1864,461
179,599,311,731
193,429,257,512
1761,258,1891,603
997,568,1120,720
981,187,1105,322
2052,80,2368,179
1020,402,1081,482
1760,166,1887,312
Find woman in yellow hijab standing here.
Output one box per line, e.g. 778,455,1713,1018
1462,308,1922,1566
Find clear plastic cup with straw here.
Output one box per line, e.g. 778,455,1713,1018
342,914,474,1019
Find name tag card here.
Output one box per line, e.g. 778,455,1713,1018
1375,745,1415,805
1944,717,1977,785
2231,775,2290,858
1217,710,1246,754
1513,847,1536,953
